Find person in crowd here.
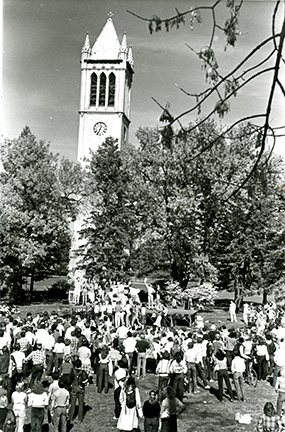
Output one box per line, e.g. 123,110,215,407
255,336,269,381
28,382,48,432
214,350,234,402
160,386,184,432
193,335,210,390
184,342,198,394
273,341,285,388
144,278,155,310
97,345,112,394
59,355,74,392
50,377,70,432
9,344,25,391
266,334,276,377
24,342,46,387
231,350,246,402
156,352,171,402
2,408,16,432
53,336,65,373
275,367,285,416
123,331,137,376
0,377,8,431
117,377,143,432
11,381,27,432
256,402,281,432
224,331,236,370
136,334,150,380
113,361,127,420
68,359,88,423
143,390,160,432
169,352,187,402
229,301,237,323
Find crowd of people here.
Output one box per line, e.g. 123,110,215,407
0,282,284,432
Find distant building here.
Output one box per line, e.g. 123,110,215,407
69,14,134,302
77,12,134,162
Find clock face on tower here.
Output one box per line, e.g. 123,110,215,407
93,122,107,136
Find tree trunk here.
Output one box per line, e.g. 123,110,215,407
9,270,23,305
234,279,243,312
29,269,35,303
262,288,268,305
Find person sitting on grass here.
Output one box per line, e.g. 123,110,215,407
256,402,281,432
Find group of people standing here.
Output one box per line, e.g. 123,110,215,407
0,288,284,432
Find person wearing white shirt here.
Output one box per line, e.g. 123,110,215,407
194,338,210,389
184,342,199,394
123,331,137,375
256,338,269,381
28,383,49,432
156,351,170,401
231,352,246,401
273,342,285,387
9,343,26,385
65,318,77,340
11,382,28,432
169,352,187,401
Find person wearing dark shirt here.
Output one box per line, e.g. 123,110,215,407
68,359,88,423
136,335,150,379
143,390,160,432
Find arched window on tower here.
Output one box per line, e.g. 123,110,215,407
99,72,106,106
108,73,116,107
90,73,97,106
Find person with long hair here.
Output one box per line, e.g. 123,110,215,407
117,377,143,432
160,386,184,432
257,402,281,431
214,350,234,402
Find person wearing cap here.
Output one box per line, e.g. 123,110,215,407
24,343,46,387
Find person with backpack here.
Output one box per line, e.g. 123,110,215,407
68,359,88,423
117,377,143,432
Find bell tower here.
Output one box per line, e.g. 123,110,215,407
77,13,134,162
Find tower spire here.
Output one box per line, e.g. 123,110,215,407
82,32,91,53
128,46,134,67
91,13,120,59
121,32,128,52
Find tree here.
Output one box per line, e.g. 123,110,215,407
78,137,142,282
128,121,284,302
205,125,285,307
127,0,285,195
0,127,83,303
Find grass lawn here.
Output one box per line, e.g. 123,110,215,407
12,302,277,432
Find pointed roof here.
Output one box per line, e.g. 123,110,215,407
82,32,91,53
92,14,121,59
120,32,128,53
128,46,134,67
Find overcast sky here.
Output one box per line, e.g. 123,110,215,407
3,0,285,161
